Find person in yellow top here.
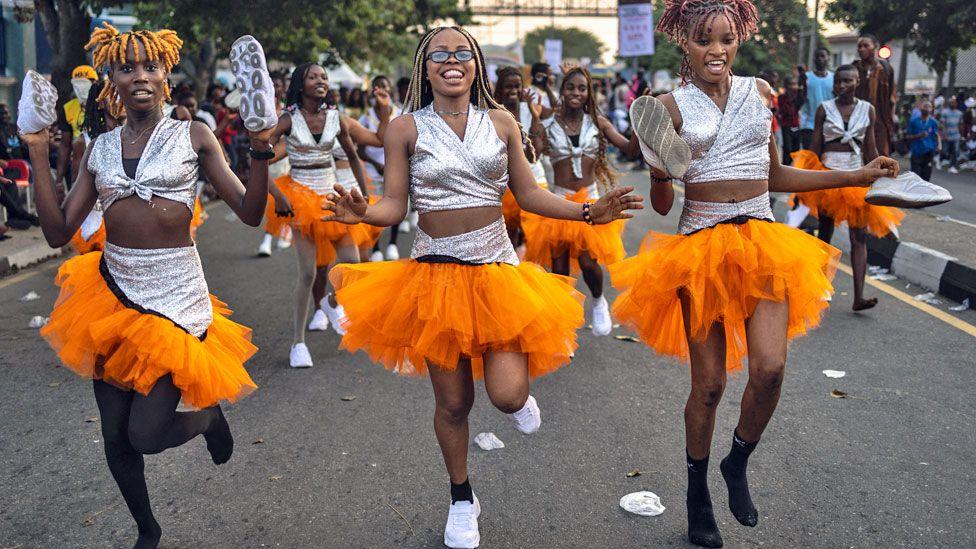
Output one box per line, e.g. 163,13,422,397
64,64,98,139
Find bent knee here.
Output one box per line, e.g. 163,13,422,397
126,425,166,455
487,390,528,415
750,358,785,393
691,379,727,408
436,398,473,422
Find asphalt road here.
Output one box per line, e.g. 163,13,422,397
2,171,974,548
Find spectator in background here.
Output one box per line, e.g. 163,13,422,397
906,100,940,181
801,47,834,149
395,77,410,111
939,97,963,173
778,76,801,164
345,88,367,119
763,69,782,151
631,69,649,106
611,75,630,134
0,104,26,160
853,34,897,156
530,62,557,118
175,90,217,130
200,83,226,117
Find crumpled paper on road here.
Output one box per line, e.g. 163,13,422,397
474,432,504,451
619,491,665,516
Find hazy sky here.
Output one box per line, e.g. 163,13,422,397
466,7,851,65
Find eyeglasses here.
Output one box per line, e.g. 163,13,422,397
426,50,474,63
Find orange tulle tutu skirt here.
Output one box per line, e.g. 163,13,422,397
190,197,206,239
502,189,521,229
521,188,626,272
790,150,904,237
265,175,374,265
330,260,585,379
609,220,840,371
41,253,258,409
70,223,106,255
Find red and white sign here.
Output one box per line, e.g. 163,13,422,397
618,3,655,57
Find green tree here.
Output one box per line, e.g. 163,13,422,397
523,26,606,66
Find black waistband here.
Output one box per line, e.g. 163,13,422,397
414,254,493,266
98,256,207,341
686,215,773,236
825,137,862,146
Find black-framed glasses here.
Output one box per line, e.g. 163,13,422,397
427,50,474,63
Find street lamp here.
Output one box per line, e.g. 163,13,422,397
878,45,892,60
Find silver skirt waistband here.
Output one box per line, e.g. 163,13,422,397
822,150,862,171
102,242,213,337
290,166,338,195
678,192,775,235
410,217,519,265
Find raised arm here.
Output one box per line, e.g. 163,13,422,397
191,121,270,226
500,111,641,223
338,117,369,197
22,129,98,247
768,131,897,192
597,115,639,157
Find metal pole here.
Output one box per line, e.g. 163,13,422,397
807,0,819,69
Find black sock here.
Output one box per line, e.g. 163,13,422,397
720,430,759,527
450,478,473,504
686,452,723,548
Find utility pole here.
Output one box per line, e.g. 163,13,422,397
807,0,819,69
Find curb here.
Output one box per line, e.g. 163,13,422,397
0,240,63,277
783,202,974,310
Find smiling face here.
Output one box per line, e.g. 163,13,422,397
833,68,858,99
561,72,589,110
424,28,476,99
683,14,739,85
499,73,522,104
111,40,167,114
302,65,329,101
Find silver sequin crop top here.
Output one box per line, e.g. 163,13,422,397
822,98,870,158
672,76,771,184
87,117,198,212
409,104,509,214
286,109,339,168
546,114,599,179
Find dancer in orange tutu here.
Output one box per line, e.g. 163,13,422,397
791,64,904,311
614,1,899,546
68,79,122,255
521,66,641,336
324,27,641,548
23,24,268,547
263,63,389,367
492,66,548,251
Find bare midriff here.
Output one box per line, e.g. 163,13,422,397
551,156,596,192
104,195,193,248
823,141,856,154
418,206,501,239
683,179,769,203
335,159,351,169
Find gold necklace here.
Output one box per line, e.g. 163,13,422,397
123,123,155,145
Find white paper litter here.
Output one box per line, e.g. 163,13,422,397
950,298,970,312
868,266,888,275
473,432,505,451
619,491,665,516
224,212,237,221
870,273,897,281
19,291,40,301
913,292,942,306
822,369,846,378
28,316,49,328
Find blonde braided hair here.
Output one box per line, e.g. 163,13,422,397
85,22,183,118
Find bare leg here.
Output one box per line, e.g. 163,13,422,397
93,380,161,549
720,298,789,527
482,351,530,413
551,250,570,277
680,291,727,548
326,237,361,308
849,227,877,310
292,231,318,344
428,360,476,485
312,266,329,308
577,252,604,299
816,215,835,244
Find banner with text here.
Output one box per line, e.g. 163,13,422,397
618,3,655,57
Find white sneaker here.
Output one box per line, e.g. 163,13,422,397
258,237,273,257
289,343,313,368
276,237,292,249
322,296,347,335
17,70,58,134
444,495,481,548
865,171,952,208
398,220,412,233
370,250,384,262
508,395,541,434
385,243,400,260
590,296,612,336
229,35,278,132
307,309,329,331
948,166,959,174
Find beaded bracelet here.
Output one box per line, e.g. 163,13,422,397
582,201,594,225
651,173,671,185
249,146,275,160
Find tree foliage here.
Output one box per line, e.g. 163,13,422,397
522,26,607,66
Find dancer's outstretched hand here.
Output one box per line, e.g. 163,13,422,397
589,186,644,224
854,156,900,186
323,184,368,224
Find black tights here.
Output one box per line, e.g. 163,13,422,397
94,376,221,548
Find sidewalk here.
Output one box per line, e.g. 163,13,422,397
0,226,63,275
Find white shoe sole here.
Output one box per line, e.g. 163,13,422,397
629,95,690,179
230,35,278,132
18,70,58,134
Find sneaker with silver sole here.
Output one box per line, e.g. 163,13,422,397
629,95,691,179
